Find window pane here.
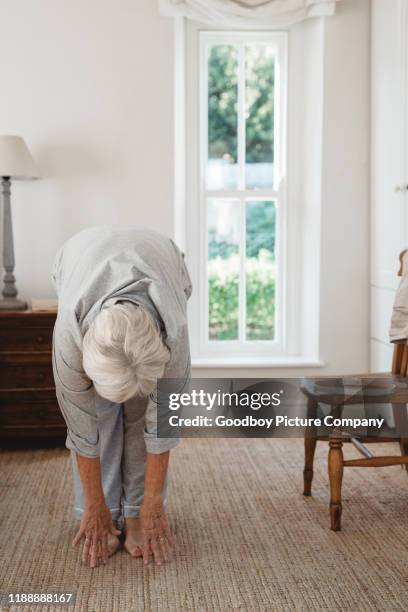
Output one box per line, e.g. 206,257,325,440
245,45,275,189
208,199,240,340
207,45,238,190
246,200,276,340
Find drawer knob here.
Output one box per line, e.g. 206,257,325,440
36,335,45,344
37,372,46,382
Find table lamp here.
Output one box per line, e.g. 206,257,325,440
0,135,39,310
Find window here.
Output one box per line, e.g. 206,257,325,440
180,20,325,367
193,31,287,360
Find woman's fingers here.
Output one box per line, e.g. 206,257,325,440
164,521,173,547
72,527,85,547
82,535,92,564
81,533,110,567
142,535,151,566
140,512,173,567
101,533,109,564
150,537,162,566
159,536,169,562
156,522,170,561
90,533,99,568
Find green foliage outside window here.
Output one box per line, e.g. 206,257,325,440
207,44,276,342
208,45,274,164
208,252,275,341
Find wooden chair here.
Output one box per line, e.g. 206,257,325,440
303,250,408,531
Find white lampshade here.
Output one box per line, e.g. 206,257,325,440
0,135,39,180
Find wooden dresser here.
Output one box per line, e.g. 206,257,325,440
0,311,66,442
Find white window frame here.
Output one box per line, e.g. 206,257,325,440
177,17,326,368
193,30,288,360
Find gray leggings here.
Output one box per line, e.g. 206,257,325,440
71,395,168,521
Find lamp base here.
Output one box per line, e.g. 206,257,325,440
0,297,27,311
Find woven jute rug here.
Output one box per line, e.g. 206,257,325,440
1,438,408,611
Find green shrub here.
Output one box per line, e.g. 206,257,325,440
208,254,275,341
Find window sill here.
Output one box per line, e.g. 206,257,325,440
191,356,325,369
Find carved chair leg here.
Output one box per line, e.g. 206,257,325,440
392,403,408,472
303,399,318,496
328,437,344,531
304,437,317,496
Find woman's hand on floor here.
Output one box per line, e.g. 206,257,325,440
140,496,173,566
72,501,121,568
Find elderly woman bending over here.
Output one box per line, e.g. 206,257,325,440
51,227,191,567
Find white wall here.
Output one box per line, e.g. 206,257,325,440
318,0,370,374
0,0,370,378
0,0,175,300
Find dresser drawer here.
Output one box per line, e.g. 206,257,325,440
0,402,64,427
0,311,59,442
0,326,53,352
0,389,66,437
0,387,57,402
0,312,56,328
0,364,54,388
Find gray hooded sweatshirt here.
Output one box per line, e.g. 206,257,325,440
51,226,192,458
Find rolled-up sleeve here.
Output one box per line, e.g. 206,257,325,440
52,322,99,458
170,239,193,301
181,254,192,301
144,394,181,454
143,324,190,454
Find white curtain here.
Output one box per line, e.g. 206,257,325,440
158,0,340,27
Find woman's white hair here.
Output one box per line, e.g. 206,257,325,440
82,302,169,403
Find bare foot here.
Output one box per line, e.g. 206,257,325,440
124,517,143,558
106,531,122,558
